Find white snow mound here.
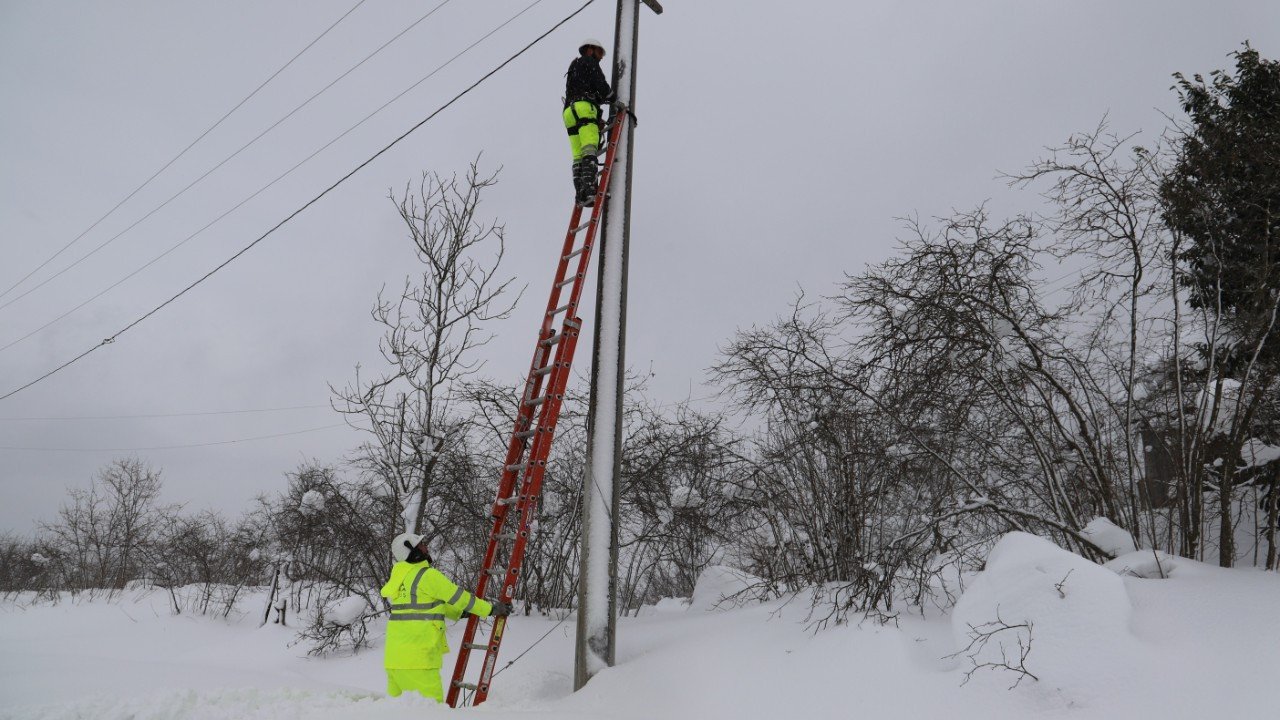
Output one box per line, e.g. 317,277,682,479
325,596,368,627
951,532,1136,695
689,565,766,611
1079,517,1136,557
1105,549,1177,579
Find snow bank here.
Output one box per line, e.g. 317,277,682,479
4,687,443,720
688,565,766,611
1105,549,1177,579
635,596,692,615
1079,517,1137,557
951,532,1137,699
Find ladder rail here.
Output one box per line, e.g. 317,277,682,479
446,112,627,708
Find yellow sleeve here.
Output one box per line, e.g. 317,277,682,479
423,567,494,619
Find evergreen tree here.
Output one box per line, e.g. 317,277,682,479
1161,44,1280,565
1162,44,1280,360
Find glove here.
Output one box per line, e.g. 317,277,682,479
489,601,513,618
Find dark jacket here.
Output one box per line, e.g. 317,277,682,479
565,55,612,106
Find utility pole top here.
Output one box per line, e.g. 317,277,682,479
641,0,663,13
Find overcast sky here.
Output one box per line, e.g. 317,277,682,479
1,0,1276,534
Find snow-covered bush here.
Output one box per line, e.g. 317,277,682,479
689,565,768,612
950,533,1138,691
324,595,371,627
1078,517,1137,558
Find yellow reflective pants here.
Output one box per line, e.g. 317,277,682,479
386,668,443,703
563,100,601,161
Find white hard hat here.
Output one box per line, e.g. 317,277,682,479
391,532,424,562
580,37,605,56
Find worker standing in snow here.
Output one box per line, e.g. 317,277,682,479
381,532,511,703
564,37,617,206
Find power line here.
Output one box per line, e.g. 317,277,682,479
0,0,545,356
0,0,371,304
0,0,597,403
0,404,330,422
0,422,349,452
0,0,449,315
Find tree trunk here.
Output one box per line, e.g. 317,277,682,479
1219,467,1235,567
1266,466,1279,571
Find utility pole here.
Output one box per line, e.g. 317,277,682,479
575,0,662,692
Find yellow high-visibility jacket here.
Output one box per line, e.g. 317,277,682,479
380,560,494,669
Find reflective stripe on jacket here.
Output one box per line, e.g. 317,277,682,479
380,560,493,669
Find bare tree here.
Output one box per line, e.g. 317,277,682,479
333,162,520,537
1008,120,1172,551
39,457,170,593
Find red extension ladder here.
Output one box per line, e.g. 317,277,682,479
446,111,627,708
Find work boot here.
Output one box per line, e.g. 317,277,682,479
578,155,596,203
571,163,588,205
576,156,599,206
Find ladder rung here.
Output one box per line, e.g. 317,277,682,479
463,642,490,651
515,429,537,439
540,334,562,347
524,395,547,407
453,682,479,691
548,303,571,317
532,364,555,377
505,461,528,472
484,568,506,577
563,244,589,261
572,219,594,233
496,532,517,541
495,496,520,506
555,274,581,289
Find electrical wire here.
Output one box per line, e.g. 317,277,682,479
0,0,546,356
0,0,596,403
0,0,371,304
0,422,348,452
0,0,450,315
0,404,330,422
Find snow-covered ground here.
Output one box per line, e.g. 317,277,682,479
2,533,1277,719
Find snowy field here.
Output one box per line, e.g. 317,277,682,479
2,533,1277,720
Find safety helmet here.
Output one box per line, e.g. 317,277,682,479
579,37,605,56
391,532,424,562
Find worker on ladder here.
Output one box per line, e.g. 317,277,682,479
564,37,617,207
381,532,511,703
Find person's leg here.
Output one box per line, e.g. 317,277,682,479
386,668,443,703
571,101,602,205
417,669,444,703
564,106,585,201
386,669,404,697
572,101,601,158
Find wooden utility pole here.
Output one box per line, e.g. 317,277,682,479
575,0,662,692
